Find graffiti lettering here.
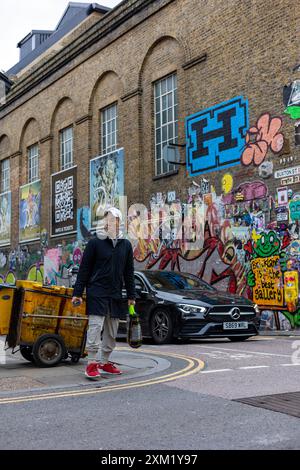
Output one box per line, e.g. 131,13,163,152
186,96,249,176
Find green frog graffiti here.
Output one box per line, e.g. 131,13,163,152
244,230,300,328
246,231,281,287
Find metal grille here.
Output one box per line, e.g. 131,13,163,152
234,392,300,418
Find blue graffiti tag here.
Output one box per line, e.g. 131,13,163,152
185,96,249,176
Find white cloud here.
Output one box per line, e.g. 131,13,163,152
0,0,122,72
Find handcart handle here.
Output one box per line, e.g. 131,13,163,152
22,313,88,321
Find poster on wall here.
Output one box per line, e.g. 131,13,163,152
19,180,41,243
51,166,77,237
251,255,284,308
44,247,61,285
90,148,124,230
77,206,91,241
0,191,11,246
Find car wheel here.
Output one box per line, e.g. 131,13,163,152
20,345,34,362
228,336,251,342
150,309,174,345
32,334,66,367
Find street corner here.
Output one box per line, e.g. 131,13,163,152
0,343,205,403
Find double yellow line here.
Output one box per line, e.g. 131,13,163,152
0,349,205,406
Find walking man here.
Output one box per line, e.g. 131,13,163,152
72,207,136,379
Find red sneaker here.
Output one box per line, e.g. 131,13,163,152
85,362,101,380
99,362,122,375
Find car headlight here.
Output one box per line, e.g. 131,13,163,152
177,303,208,318
254,304,260,315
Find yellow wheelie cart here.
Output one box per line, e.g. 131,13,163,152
1,281,88,367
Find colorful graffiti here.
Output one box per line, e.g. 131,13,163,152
132,173,300,332
245,231,284,307
186,96,249,176
0,245,43,284
241,113,284,167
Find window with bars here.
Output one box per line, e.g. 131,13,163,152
154,74,178,176
60,126,73,170
28,144,39,183
101,103,118,154
1,158,10,192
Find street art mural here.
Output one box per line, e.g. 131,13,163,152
44,241,85,287
19,180,41,243
90,148,124,230
131,138,300,333
2,95,299,333
241,113,284,167
0,245,43,284
0,191,11,246
186,96,249,176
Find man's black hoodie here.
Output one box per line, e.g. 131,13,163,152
73,236,136,318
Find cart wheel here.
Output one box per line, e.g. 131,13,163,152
70,353,80,364
20,345,34,362
32,334,66,368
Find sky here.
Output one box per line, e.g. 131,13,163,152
0,0,122,72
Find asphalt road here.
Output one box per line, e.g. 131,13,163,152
0,336,299,450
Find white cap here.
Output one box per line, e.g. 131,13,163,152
104,207,123,223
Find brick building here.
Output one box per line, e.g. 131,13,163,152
0,0,299,331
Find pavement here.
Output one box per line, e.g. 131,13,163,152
0,337,174,394
0,335,299,450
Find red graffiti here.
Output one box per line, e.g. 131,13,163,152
241,113,284,166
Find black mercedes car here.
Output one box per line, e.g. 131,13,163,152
119,270,260,344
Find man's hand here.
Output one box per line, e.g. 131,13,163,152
128,299,136,307
72,296,83,306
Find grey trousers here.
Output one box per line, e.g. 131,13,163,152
86,315,119,363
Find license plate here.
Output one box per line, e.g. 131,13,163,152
223,321,248,330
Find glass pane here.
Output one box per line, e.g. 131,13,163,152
155,97,160,113
154,82,160,98
174,105,178,122
168,123,174,140
167,93,173,108
162,126,167,142
162,95,167,110
167,76,173,92
174,89,178,106
155,113,161,128
156,145,161,159
162,110,167,125
162,159,168,174
156,128,161,144
161,79,167,95
168,108,173,122
156,158,162,176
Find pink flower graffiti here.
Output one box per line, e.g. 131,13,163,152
241,113,284,166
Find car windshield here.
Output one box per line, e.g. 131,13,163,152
144,271,216,291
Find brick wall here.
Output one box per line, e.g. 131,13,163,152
0,0,298,247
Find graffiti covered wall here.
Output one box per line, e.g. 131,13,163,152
133,96,300,332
